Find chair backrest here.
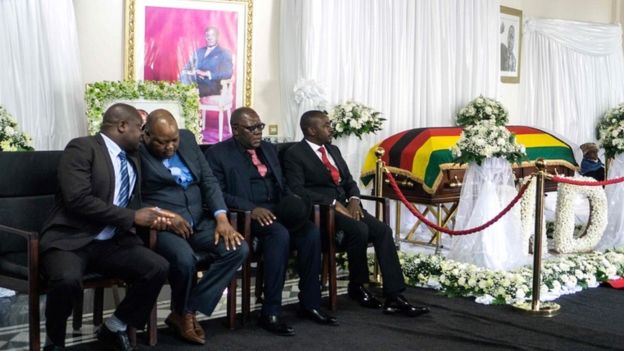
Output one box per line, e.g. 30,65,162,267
0,151,62,255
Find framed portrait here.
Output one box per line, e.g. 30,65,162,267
124,0,253,143
500,6,522,84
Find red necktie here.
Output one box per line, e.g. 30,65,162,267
318,146,340,185
246,149,268,177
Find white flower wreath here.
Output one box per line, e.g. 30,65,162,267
520,176,548,256
553,176,608,253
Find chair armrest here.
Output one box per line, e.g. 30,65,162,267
228,208,252,241
0,224,38,241
359,195,390,225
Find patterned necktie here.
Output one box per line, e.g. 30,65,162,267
246,149,268,177
318,146,340,185
118,151,130,207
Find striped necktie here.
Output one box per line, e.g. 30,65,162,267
118,151,130,207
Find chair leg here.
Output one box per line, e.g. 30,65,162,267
29,292,40,351
226,276,237,330
72,291,84,331
242,259,251,324
328,253,338,312
93,287,104,327
127,327,137,349
218,109,224,141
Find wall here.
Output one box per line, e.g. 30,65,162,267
74,0,617,134
498,0,616,124
73,0,282,128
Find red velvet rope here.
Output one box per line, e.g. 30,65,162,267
550,175,624,186
385,170,531,236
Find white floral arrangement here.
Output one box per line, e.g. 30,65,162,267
457,95,509,127
596,103,624,159
328,101,385,139
398,249,624,305
0,105,33,151
552,176,607,253
85,80,200,138
519,176,547,255
451,120,526,165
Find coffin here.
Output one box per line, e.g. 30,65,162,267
360,126,578,205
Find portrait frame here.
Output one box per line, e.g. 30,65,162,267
500,6,522,84
124,0,253,141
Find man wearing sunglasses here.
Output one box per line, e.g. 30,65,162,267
205,107,337,336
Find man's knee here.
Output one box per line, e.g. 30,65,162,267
145,253,170,282
48,271,82,292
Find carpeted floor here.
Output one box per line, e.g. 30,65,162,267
67,286,624,351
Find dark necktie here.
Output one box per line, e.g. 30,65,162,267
118,151,130,207
247,149,268,177
318,146,340,185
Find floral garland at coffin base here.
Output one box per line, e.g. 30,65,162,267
392,250,624,305
328,101,385,139
85,80,200,139
0,106,34,151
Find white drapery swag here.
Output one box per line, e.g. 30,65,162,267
280,0,500,145
522,19,624,146
449,158,530,271
0,0,85,150
595,153,624,251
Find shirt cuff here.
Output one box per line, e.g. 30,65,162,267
214,209,227,217
348,196,360,202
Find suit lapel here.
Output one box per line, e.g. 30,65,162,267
95,134,116,203
326,145,347,180
300,140,336,182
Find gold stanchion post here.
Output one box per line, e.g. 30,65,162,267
371,147,386,285
513,158,560,316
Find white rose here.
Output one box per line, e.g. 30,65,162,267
484,106,493,115
4,126,15,137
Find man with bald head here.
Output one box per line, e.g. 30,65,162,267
140,109,248,344
40,103,173,351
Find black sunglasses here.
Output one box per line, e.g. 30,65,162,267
234,123,266,133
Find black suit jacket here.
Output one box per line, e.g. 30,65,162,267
282,140,360,205
204,138,289,210
140,129,226,228
40,134,141,252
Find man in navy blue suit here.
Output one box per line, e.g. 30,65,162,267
140,110,248,344
180,26,233,97
205,107,338,336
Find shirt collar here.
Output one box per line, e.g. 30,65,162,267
100,133,123,157
305,138,324,152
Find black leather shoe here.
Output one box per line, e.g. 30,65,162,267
298,307,339,326
348,284,382,309
259,314,295,336
383,295,430,317
96,324,133,351
42,346,65,351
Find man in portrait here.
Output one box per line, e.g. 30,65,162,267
501,24,517,72
180,26,233,97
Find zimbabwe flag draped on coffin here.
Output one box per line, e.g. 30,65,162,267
360,126,578,194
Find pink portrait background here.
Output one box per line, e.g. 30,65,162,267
143,6,239,143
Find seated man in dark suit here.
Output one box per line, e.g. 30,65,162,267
40,103,174,351
140,110,249,344
283,110,430,317
205,107,337,336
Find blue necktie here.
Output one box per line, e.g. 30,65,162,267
118,151,130,208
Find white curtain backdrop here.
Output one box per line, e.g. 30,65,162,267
522,19,624,145
0,0,86,150
280,0,500,144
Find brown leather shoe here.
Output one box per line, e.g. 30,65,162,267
191,314,205,339
165,312,205,344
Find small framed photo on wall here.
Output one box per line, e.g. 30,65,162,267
500,6,522,84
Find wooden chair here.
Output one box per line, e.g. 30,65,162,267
0,151,145,351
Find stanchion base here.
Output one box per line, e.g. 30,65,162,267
512,301,560,317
